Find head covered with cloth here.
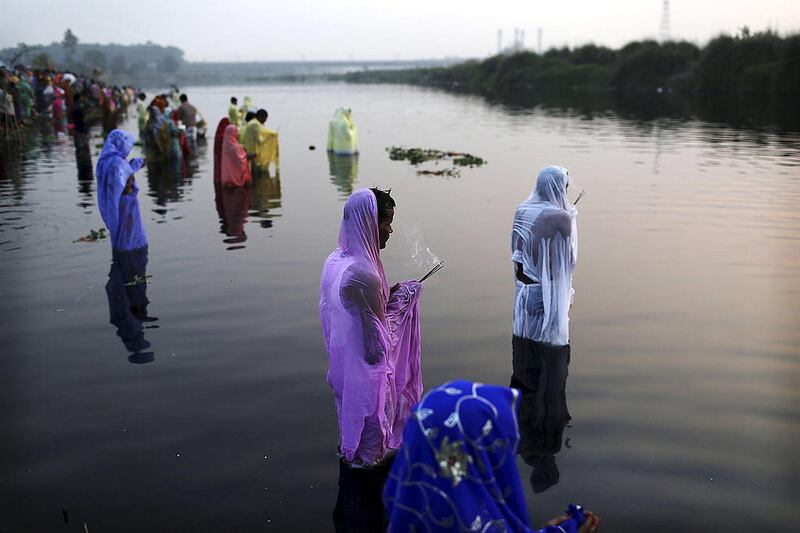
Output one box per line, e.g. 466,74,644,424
320,188,425,467
384,380,590,533
511,166,578,346
96,129,147,251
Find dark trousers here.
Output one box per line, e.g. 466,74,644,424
332,456,395,533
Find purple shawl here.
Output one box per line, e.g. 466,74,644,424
320,189,424,465
96,129,147,251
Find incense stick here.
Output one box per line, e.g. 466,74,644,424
573,190,586,205
419,261,444,283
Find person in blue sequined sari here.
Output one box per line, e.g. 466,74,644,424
383,380,599,533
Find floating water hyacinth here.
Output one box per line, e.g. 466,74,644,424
74,228,107,242
124,274,152,287
387,146,486,177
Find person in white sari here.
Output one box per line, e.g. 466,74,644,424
511,166,578,346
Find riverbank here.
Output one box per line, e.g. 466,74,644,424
342,32,800,130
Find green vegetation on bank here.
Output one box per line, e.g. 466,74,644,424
344,30,800,99
1,29,184,86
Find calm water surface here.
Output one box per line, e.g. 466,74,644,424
1,84,799,532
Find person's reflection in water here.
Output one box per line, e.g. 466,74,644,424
145,158,187,220
214,182,252,249
250,167,281,228
327,151,359,198
510,335,572,494
105,246,157,364
333,457,393,532
73,133,94,209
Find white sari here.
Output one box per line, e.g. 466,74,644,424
511,166,578,346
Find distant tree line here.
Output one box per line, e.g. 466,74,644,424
344,30,800,99
0,29,185,86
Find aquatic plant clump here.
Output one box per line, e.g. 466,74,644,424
387,146,486,177
74,228,107,242
453,154,485,167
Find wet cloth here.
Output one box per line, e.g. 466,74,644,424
227,102,240,126
136,101,148,138
511,166,578,346
320,189,424,466
383,380,587,533
220,125,252,188
145,105,166,151
17,76,33,119
239,118,280,170
52,88,66,133
213,118,231,185
327,107,359,155
96,129,147,251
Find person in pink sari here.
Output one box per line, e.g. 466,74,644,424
220,124,252,188
321,187,425,524
213,118,230,185
52,87,66,133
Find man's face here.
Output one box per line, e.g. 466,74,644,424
378,207,394,249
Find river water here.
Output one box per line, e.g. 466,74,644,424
1,83,799,532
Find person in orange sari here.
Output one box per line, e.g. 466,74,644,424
220,125,252,188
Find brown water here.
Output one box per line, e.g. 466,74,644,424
1,84,799,532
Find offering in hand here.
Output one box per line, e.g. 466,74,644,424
418,261,444,283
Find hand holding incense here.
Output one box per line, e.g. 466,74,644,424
418,261,444,283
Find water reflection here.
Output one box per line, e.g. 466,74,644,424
105,246,157,364
488,88,800,133
0,152,24,201
332,458,392,533
215,183,251,250
250,169,282,228
73,133,94,209
327,152,359,198
510,336,571,494
145,159,195,221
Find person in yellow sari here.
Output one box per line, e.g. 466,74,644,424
239,109,279,172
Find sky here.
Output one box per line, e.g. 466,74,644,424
1,0,799,61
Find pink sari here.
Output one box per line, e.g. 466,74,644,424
320,189,424,465
213,118,230,185
220,125,252,188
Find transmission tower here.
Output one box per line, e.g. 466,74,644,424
659,0,671,41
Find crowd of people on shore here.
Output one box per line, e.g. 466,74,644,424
1,65,137,138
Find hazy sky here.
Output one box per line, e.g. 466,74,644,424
2,0,798,61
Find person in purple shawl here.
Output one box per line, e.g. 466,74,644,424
96,129,147,251
321,188,425,528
